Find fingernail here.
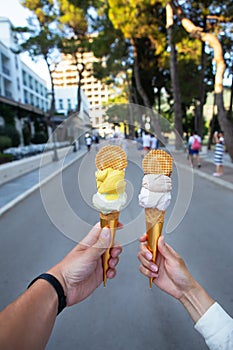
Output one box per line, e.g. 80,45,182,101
151,264,158,272
146,252,152,260
160,236,165,246
108,270,114,278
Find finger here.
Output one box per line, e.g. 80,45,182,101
158,236,181,260
106,268,116,280
80,223,102,248
139,264,158,279
138,252,158,273
139,233,147,243
117,222,124,229
86,227,111,259
110,245,122,258
108,256,119,269
139,243,153,261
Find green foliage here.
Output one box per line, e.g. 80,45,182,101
0,153,13,164
22,123,31,146
31,131,48,144
0,125,20,147
0,104,15,126
0,136,12,153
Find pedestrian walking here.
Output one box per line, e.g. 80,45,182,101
142,131,151,151
85,134,92,152
188,131,202,168
213,131,225,177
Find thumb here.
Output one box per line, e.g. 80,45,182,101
158,236,178,261
86,227,111,260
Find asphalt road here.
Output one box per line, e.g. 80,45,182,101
0,147,233,350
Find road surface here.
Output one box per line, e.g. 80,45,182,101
0,146,232,350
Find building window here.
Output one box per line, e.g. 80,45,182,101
22,70,27,86
17,78,20,91
24,90,28,104
59,99,63,110
15,56,18,69
30,94,34,106
29,76,33,90
67,98,71,111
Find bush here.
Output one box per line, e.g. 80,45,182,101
0,153,13,164
0,136,12,153
31,132,48,144
0,125,21,147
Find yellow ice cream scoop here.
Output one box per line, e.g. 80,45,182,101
96,168,126,200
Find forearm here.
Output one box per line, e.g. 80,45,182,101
180,281,215,324
0,279,58,350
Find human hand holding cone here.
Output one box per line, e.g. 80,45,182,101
139,150,173,288
93,145,127,286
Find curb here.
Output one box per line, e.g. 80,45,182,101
0,150,86,217
176,162,233,191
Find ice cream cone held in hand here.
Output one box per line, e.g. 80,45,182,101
139,150,173,288
92,145,128,286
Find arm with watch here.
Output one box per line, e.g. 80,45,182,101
0,224,122,350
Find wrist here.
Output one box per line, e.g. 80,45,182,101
47,266,68,297
179,281,214,323
28,272,67,315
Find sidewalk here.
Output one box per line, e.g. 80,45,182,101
172,146,233,190
0,146,87,216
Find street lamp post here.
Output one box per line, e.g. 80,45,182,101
47,91,59,162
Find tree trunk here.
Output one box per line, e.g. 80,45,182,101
76,62,85,113
45,58,59,161
131,38,152,109
215,93,233,159
194,16,207,138
166,3,183,149
131,38,164,143
229,74,233,119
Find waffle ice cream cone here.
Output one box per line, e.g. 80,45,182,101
100,211,120,286
141,150,173,288
93,145,128,286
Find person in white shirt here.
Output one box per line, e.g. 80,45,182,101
142,131,151,151
138,234,233,350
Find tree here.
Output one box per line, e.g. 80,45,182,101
172,1,233,161
14,0,62,126
166,3,183,148
58,0,89,112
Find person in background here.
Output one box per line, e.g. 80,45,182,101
150,134,158,150
138,234,233,350
188,131,202,168
85,134,93,152
0,224,122,349
213,131,225,177
142,131,151,151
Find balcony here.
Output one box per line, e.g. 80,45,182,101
2,66,11,76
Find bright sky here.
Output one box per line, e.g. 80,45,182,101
0,0,51,84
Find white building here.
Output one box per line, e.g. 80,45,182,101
0,17,49,111
53,52,111,130
55,86,89,119
0,17,52,145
